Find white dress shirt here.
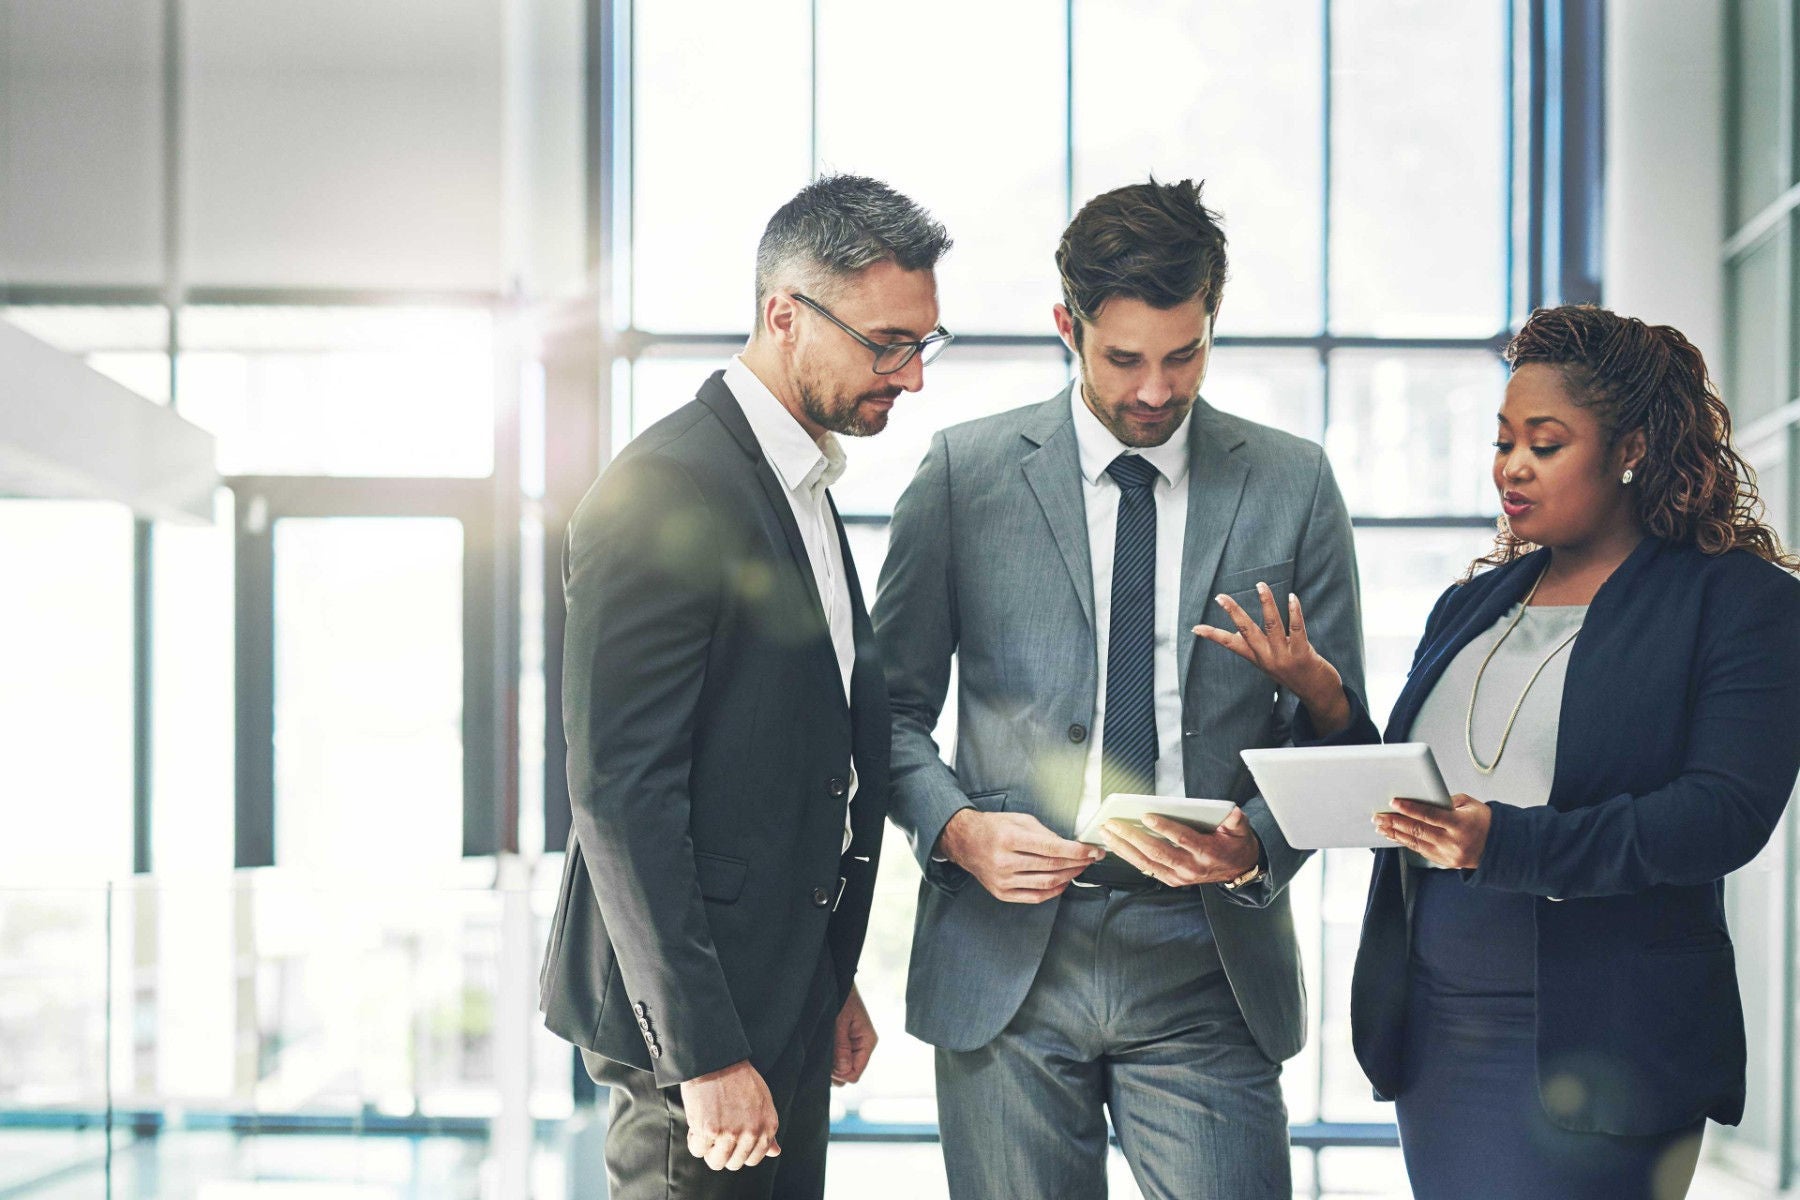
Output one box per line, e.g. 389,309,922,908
724,356,857,850
1070,390,1193,833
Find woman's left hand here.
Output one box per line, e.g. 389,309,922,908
1374,795,1491,870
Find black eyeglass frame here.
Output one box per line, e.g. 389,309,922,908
792,293,954,375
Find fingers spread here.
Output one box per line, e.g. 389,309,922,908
1287,593,1309,646
1256,582,1285,635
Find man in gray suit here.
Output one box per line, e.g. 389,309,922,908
873,178,1365,1199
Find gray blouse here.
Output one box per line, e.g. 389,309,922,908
1407,601,1588,867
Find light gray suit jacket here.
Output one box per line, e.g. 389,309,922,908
872,387,1365,1061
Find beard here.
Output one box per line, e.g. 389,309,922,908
798,376,903,438
1079,376,1198,449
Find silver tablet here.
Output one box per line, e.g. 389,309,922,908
1239,743,1452,850
1073,794,1237,847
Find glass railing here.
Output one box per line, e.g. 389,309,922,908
0,856,1407,1199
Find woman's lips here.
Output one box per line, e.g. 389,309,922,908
1501,493,1534,518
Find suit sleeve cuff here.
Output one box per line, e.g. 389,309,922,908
1220,797,1301,908
1467,801,1532,892
1291,685,1380,747
914,796,975,893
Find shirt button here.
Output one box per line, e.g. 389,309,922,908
827,776,848,799
1067,724,1088,744
811,887,832,908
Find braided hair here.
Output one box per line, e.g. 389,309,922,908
1468,304,1796,577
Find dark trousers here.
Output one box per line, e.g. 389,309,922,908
1396,870,1703,1200
582,952,839,1200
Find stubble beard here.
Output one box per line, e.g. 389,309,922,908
799,377,900,438
1080,375,1195,450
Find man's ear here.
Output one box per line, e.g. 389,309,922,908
1052,304,1079,356
764,293,801,345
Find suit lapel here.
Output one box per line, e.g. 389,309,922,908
698,373,830,621
1019,390,1096,630
831,497,888,849
698,371,840,695
1177,403,1251,689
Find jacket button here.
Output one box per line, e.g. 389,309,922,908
827,776,848,799
649,1045,663,1059
1068,724,1087,743
634,1002,647,1016
811,887,832,908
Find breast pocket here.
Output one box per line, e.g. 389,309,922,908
1213,559,1297,616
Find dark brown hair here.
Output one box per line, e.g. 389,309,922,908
1469,304,1796,577
1055,177,1228,346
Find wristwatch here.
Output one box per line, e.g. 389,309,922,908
1221,862,1265,891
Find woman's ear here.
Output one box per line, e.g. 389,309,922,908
1618,428,1647,475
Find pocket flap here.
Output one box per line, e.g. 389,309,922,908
694,852,748,902
964,788,1010,813
1215,559,1296,596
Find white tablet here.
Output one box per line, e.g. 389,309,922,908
1074,794,1237,847
1239,743,1452,850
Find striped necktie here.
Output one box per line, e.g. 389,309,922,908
1101,453,1161,801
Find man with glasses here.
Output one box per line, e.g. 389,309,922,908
875,178,1364,1198
541,174,951,1200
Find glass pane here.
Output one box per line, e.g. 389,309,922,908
274,518,463,874
1727,230,1786,425
1326,350,1505,517
0,501,135,885
831,353,1071,516
627,352,724,442
152,489,235,875
1073,0,1324,335
1204,347,1325,442
631,0,811,333
1330,0,1508,335
0,0,164,285
1352,524,1502,725
176,306,496,476
3,305,171,404
0,887,111,1181
816,0,1064,335
1733,0,1786,229
182,0,504,290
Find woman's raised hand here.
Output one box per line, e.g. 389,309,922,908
1193,583,1352,736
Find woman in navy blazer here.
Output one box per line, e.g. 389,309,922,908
1194,305,1800,1199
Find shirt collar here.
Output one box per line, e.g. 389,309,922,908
1069,386,1193,488
725,355,846,497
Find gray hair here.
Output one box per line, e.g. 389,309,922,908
753,174,952,330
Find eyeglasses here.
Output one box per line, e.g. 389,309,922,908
792,293,954,376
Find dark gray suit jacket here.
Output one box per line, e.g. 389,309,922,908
873,389,1364,1061
539,372,890,1088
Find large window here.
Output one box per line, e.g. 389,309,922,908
0,0,1598,1194
596,0,1522,1154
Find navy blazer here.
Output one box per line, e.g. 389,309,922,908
1312,537,1800,1136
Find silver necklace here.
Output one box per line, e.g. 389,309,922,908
1465,567,1582,775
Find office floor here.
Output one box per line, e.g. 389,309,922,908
0,1131,1766,1199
